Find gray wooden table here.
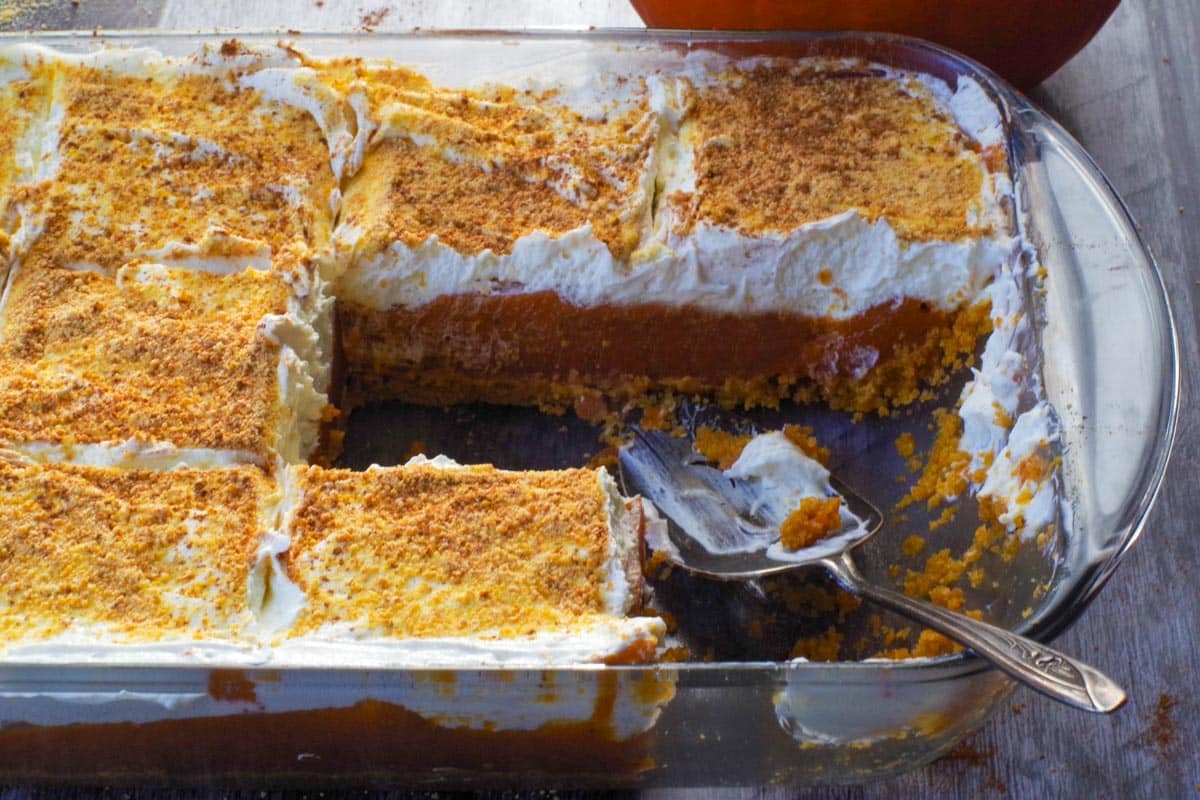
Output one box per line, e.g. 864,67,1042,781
0,0,1196,796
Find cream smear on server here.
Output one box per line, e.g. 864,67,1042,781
640,431,869,563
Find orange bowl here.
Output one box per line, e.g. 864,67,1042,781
628,0,1120,88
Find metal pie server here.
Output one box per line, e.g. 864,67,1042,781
619,427,1126,714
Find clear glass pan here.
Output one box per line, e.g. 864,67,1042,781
0,28,1178,787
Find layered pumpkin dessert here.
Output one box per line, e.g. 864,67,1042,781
327,55,1012,413
0,39,1054,682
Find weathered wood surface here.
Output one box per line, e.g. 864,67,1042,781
1,0,1197,796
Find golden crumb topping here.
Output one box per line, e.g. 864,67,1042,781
20,59,337,274
335,64,656,261
0,263,290,460
0,461,269,643
286,464,619,639
670,64,989,242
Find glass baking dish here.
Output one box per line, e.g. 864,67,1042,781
0,29,1177,787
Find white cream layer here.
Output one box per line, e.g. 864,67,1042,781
978,402,1059,537
0,48,57,278
336,210,1014,319
9,441,258,471
257,262,335,465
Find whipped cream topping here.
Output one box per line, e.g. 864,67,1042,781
259,264,335,465
238,64,359,184
945,76,1006,150
131,231,276,274
334,54,1013,319
265,622,663,670
10,441,258,471
337,210,1014,318
0,49,56,274
958,259,1030,472
978,402,1060,537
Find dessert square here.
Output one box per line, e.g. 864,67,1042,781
18,45,349,276
325,66,664,406
0,260,331,468
658,60,1004,255
0,457,275,656
273,458,663,665
331,65,660,299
